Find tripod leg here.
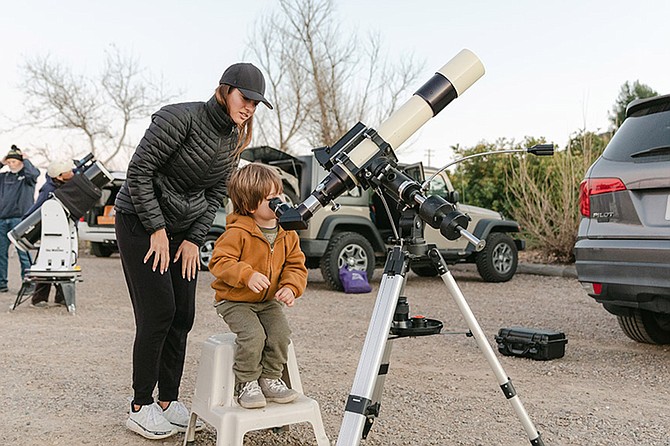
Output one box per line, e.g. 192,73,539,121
10,281,31,311
60,282,76,315
336,247,408,446
429,248,544,446
362,339,394,439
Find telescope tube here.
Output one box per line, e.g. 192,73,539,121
348,48,484,168
282,49,484,230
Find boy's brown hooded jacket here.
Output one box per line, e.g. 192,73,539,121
209,214,307,303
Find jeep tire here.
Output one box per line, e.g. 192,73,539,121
475,232,517,282
199,233,220,272
90,242,113,258
320,231,375,291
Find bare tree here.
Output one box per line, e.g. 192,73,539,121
18,45,175,165
247,0,423,151
249,12,311,152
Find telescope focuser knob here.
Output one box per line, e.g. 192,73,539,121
440,211,470,240
330,201,341,212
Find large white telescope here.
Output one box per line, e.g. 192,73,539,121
276,49,485,230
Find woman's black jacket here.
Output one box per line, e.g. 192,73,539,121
115,96,238,246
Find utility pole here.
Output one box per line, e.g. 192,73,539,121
425,147,434,166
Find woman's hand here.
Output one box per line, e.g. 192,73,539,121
247,272,270,293
275,287,296,307
144,228,170,274
174,240,200,281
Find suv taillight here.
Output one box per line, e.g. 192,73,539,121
579,178,627,217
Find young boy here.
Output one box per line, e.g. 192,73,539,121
209,163,308,409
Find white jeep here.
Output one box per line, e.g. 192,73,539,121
243,148,525,291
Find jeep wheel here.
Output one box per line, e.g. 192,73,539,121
617,310,670,344
320,232,375,291
199,233,220,272
90,242,113,257
475,232,517,282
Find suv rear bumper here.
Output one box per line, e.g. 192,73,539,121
78,222,117,244
575,238,670,313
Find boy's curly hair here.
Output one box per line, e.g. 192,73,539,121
228,163,283,216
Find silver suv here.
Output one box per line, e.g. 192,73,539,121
575,93,670,344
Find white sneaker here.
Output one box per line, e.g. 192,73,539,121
161,401,203,432
237,381,267,409
126,402,177,439
259,378,299,404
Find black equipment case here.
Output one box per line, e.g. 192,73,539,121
495,327,567,361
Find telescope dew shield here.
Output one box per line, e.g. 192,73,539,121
54,175,103,221
347,49,484,170
82,160,114,188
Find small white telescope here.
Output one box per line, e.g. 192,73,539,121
8,154,112,314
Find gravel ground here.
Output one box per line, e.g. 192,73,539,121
1,252,669,446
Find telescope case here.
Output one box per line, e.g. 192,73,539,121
495,327,567,361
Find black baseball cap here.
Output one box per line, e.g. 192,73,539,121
219,63,273,109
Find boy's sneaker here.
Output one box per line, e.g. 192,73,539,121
237,381,266,409
126,402,177,440
259,378,299,404
161,401,203,432
0,286,8,293
30,301,49,308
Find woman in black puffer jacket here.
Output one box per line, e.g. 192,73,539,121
115,63,273,440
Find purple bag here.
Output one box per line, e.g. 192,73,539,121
339,266,372,294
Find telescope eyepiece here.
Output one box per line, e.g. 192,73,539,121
269,197,291,219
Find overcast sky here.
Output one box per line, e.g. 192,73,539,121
1,0,669,169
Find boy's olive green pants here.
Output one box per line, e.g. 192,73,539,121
216,299,291,384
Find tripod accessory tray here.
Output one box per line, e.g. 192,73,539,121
495,327,567,361
390,316,443,337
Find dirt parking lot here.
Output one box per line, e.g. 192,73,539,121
1,252,669,446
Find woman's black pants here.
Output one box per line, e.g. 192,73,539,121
115,212,198,406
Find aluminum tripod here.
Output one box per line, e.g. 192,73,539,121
335,245,545,446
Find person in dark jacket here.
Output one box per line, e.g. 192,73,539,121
115,62,272,440
0,145,40,293
24,160,75,307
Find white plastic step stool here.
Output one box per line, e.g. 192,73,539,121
184,333,330,446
